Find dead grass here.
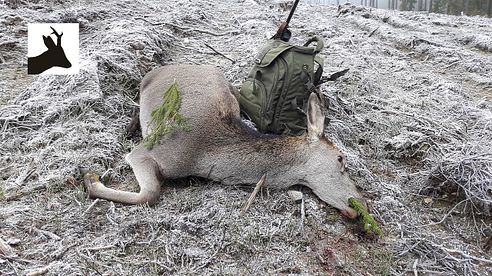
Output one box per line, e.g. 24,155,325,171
0,186,5,202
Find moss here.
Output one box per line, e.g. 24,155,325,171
348,197,383,236
352,246,393,275
143,80,190,150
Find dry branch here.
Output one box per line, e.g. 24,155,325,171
240,174,267,215
368,26,379,37
82,198,100,217
26,265,50,276
0,238,14,256
33,228,61,241
204,43,235,63
133,17,238,36
300,193,305,231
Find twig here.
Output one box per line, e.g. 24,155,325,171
413,258,418,276
133,260,172,271
240,174,267,215
443,60,460,69
484,235,492,252
418,199,468,227
33,228,61,240
164,242,173,265
82,198,100,217
433,242,492,264
397,240,422,257
0,237,14,256
166,21,239,36
403,268,446,274
134,17,237,36
100,169,112,181
6,184,47,201
1,255,36,264
187,28,238,37
83,244,115,251
133,16,166,26
204,43,235,63
300,192,305,231
184,56,200,65
26,265,50,276
206,165,215,179
52,243,77,260
368,26,379,37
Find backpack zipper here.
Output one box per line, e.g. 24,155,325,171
272,56,290,132
262,62,280,119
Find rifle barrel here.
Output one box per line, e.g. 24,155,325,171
285,0,301,27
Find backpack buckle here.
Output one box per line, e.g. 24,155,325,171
305,81,316,93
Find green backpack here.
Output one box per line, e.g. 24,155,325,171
238,36,324,135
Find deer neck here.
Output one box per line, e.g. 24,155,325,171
199,121,309,189
28,52,54,73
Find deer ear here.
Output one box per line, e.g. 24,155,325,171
43,36,56,49
307,93,325,140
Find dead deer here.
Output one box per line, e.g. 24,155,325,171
84,65,362,218
28,26,71,74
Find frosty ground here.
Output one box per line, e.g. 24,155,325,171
0,0,491,275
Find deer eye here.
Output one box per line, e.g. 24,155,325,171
337,155,346,173
337,155,343,163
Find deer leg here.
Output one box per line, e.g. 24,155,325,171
84,149,161,205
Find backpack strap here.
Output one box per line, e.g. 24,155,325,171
314,55,324,86
303,36,324,85
301,65,316,93
300,56,324,91
303,36,324,53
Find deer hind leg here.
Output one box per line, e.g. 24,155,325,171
84,148,161,205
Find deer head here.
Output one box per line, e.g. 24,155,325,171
298,93,361,218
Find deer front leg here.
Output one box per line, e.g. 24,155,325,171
84,149,161,205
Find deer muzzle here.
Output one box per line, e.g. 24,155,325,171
341,207,358,219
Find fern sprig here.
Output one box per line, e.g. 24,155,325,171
349,197,383,236
144,80,190,150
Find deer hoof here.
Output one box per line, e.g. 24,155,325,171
83,172,105,195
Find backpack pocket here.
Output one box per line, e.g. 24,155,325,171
238,77,268,131
278,97,308,135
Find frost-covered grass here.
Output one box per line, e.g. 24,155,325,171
0,0,491,275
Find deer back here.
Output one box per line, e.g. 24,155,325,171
138,65,241,177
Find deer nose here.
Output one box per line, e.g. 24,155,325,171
341,207,358,219
342,197,368,219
